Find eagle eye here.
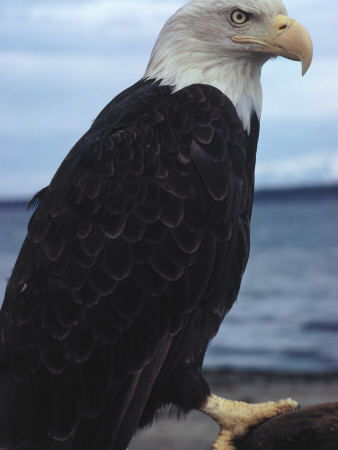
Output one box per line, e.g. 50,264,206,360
231,9,250,25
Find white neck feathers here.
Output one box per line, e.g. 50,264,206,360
144,3,266,134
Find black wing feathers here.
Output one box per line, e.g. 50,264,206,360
0,82,257,449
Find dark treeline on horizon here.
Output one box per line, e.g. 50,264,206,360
0,184,337,208
254,184,338,202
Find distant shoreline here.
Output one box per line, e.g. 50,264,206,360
1,183,338,207
254,183,338,202
203,367,338,384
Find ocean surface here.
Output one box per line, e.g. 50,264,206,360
0,186,337,374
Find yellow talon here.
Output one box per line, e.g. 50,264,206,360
200,394,299,449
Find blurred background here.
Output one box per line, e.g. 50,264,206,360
1,0,337,374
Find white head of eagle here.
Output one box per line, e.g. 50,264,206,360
145,0,312,133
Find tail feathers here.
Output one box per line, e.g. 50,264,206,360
113,351,169,449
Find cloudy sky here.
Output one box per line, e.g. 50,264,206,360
1,0,337,199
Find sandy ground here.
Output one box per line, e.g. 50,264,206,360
129,370,338,450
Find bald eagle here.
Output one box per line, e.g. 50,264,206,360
0,1,312,449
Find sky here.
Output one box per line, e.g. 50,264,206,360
1,0,337,199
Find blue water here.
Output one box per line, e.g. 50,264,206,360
0,189,337,374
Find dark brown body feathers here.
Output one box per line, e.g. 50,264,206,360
0,80,259,449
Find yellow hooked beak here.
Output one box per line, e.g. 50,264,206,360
232,14,313,76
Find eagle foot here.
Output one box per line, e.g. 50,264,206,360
200,394,299,450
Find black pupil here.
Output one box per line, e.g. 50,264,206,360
237,13,243,21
